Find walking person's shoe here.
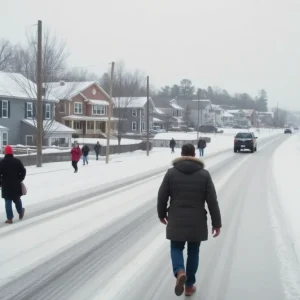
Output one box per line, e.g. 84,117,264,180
19,208,25,220
174,270,187,296
5,219,13,224
185,285,196,296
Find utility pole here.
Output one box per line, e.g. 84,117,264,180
197,91,200,140
146,76,150,156
106,61,115,164
36,20,43,167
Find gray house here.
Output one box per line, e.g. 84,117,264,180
0,72,74,149
113,97,155,134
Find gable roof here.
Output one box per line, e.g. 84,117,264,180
176,99,212,110
113,97,154,108
46,81,110,101
152,98,185,110
0,72,57,102
22,119,75,133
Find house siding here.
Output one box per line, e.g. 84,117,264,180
0,96,55,146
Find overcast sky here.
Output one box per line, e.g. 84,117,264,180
1,0,300,110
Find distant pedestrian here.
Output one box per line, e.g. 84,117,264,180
157,143,222,297
82,144,90,165
94,142,101,160
197,137,207,157
0,145,26,224
71,143,81,173
170,138,176,153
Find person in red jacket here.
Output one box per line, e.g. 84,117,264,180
70,143,82,173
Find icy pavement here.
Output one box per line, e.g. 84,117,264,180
0,133,299,300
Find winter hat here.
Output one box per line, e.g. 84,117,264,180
4,145,13,155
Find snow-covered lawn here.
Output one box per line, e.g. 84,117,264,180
0,128,281,214
272,133,300,263
73,137,141,146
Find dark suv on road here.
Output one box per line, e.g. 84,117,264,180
234,132,258,153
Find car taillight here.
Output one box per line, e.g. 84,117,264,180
234,139,237,144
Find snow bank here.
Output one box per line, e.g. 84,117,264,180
272,134,300,263
73,138,141,146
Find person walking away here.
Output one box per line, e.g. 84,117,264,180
170,138,176,153
197,137,207,157
94,142,101,160
71,143,81,173
82,144,90,165
157,143,222,296
0,145,26,224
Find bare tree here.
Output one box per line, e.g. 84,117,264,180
9,28,79,146
0,39,14,71
111,61,146,149
183,104,193,127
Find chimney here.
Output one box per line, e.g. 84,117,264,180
60,80,65,86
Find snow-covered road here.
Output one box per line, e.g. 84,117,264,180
0,134,299,300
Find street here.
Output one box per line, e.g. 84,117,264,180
0,134,298,300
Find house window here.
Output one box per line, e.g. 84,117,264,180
142,122,145,131
26,103,33,118
132,109,137,117
59,102,65,113
93,105,106,115
73,121,82,129
132,121,137,131
2,132,8,146
142,110,145,117
74,102,83,114
2,100,8,118
87,121,94,130
45,104,51,119
25,135,34,146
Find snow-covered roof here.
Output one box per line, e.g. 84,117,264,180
227,109,241,114
0,72,57,102
114,97,152,108
63,115,118,121
0,125,8,130
211,104,222,110
223,111,234,117
47,81,110,101
22,119,75,133
171,103,184,110
153,117,164,123
154,107,165,115
89,99,109,106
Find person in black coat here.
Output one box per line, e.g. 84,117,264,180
197,138,207,157
170,138,176,153
0,145,26,224
82,144,90,165
94,142,101,160
157,143,222,297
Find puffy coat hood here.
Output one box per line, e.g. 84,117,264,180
172,156,204,174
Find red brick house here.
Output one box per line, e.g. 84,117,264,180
49,81,117,137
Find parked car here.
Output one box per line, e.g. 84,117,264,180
284,128,292,134
234,132,258,153
198,125,223,133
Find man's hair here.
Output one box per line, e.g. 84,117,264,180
181,143,195,157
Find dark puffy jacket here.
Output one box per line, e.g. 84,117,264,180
157,156,222,242
94,144,101,153
170,139,176,148
82,145,90,156
198,139,207,149
0,154,26,200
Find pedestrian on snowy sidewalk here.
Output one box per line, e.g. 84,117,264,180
197,137,207,157
94,141,101,160
170,138,176,153
157,143,222,297
0,145,26,224
82,144,90,165
71,143,81,173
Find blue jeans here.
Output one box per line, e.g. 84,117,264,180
199,148,204,156
5,199,23,220
170,241,201,287
82,155,88,165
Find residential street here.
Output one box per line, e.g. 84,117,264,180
0,134,299,300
